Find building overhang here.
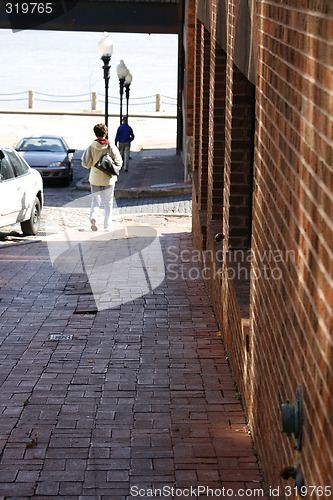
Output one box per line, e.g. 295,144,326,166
0,1,179,34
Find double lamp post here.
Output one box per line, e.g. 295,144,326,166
97,32,133,128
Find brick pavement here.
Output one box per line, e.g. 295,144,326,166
0,214,268,499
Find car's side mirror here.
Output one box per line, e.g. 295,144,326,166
67,149,75,154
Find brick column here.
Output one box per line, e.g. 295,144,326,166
191,21,208,251
184,0,197,180
199,27,211,216
210,45,227,222
228,69,255,249
193,21,204,182
204,43,227,312
222,0,255,251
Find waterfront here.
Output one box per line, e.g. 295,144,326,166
0,29,178,113
0,111,177,150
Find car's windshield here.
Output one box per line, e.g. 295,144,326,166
0,154,15,181
17,138,65,153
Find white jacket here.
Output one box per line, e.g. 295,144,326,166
81,140,123,187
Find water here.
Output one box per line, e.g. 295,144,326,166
0,29,178,113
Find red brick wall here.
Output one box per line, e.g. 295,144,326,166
185,0,333,495
251,0,333,491
210,44,227,222
228,69,254,249
188,2,206,251
184,0,196,140
200,27,211,219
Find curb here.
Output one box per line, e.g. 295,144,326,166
76,178,192,198
116,185,192,198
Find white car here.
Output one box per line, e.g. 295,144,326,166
0,146,43,235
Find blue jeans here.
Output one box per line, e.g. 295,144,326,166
90,184,114,230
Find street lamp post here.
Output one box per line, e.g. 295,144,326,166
116,60,129,124
97,32,113,128
125,72,133,119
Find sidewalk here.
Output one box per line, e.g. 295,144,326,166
77,147,192,198
0,143,267,497
0,214,267,499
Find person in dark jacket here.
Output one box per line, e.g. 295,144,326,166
115,117,134,172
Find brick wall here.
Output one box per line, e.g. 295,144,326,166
185,0,333,495
251,0,333,491
209,44,226,222
227,68,254,249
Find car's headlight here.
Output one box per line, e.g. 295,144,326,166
49,161,66,167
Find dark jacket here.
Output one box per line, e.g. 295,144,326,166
115,124,135,144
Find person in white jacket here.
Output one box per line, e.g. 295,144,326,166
81,123,122,231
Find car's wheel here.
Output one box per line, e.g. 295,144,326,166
20,197,41,236
63,169,71,186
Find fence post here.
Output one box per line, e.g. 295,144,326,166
156,93,161,112
91,91,97,111
28,90,34,109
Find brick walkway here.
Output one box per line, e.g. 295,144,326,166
0,214,267,499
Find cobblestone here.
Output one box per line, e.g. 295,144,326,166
0,188,191,247
114,195,192,215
